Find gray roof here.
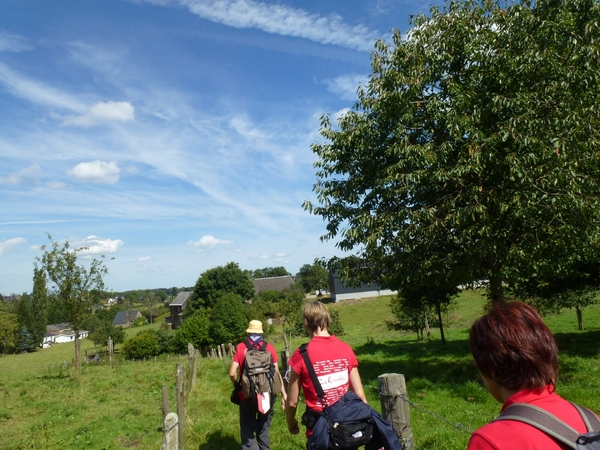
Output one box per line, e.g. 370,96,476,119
253,275,295,295
170,291,191,307
113,310,141,325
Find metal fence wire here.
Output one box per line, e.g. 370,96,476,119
365,384,474,436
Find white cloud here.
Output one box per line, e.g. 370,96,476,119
0,164,42,185
187,235,234,248
76,235,124,255
324,74,369,100
0,237,26,255
139,256,153,261
274,252,289,262
0,62,85,111
0,31,33,52
62,101,135,127
174,0,378,51
333,107,351,124
68,161,121,184
230,115,264,140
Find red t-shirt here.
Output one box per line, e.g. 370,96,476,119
234,339,278,401
468,386,593,450
288,335,359,413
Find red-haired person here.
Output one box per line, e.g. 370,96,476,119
468,301,597,449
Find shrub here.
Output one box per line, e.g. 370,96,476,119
209,293,247,345
329,309,344,336
132,316,148,327
89,323,126,347
173,309,210,353
122,331,159,359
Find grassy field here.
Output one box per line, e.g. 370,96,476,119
1,291,599,449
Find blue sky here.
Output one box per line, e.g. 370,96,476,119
0,0,434,295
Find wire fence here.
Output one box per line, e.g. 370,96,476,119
365,383,474,450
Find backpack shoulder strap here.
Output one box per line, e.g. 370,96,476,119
259,340,268,351
571,403,600,432
299,343,326,404
244,339,254,351
495,403,578,449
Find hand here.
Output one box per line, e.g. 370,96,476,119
287,418,300,435
281,394,287,410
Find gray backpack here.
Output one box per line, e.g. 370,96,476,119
495,402,600,449
240,339,281,399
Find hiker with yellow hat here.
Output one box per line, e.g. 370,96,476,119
229,320,286,450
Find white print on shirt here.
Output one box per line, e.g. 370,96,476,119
313,358,350,407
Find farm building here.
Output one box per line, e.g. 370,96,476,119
328,271,397,302
112,310,142,328
43,324,88,347
167,291,191,330
253,275,295,295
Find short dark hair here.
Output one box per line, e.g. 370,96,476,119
469,301,558,391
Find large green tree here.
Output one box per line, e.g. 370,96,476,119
15,293,33,338
0,311,18,355
305,0,600,303
39,236,109,376
510,260,600,330
208,293,248,345
295,263,329,295
188,262,254,312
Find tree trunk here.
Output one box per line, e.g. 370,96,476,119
424,313,431,341
435,301,446,345
489,274,504,304
576,306,584,331
74,332,81,376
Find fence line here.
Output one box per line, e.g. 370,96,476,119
366,383,474,435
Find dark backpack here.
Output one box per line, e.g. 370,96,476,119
241,339,281,399
495,402,600,449
300,343,374,449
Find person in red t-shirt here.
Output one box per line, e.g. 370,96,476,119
285,301,371,447
468,301,597,450
229,320,286,450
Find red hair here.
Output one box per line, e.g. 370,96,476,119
470,301,558,391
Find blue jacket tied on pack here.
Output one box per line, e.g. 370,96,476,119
308,391,402,450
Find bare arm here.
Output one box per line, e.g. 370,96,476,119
349,367,368,403
285,368,301,434
229,361,239,387
275,364,287,409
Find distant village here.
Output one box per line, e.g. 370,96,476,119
1,270,395,352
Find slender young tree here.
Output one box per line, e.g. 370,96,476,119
39,235,109,376
30,267,48,348
304,0,600,304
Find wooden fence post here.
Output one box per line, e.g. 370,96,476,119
187,343,195,368
176,364,185,450
162,386,169,420
162,412,178,450
378,373,414,450
108,337,114,369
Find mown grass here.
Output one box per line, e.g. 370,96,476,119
1,291,599,449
